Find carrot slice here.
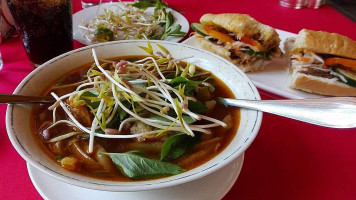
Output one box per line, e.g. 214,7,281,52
240,36,264,52
295,57,311,62
324,57,356,71
203,26,234,44
202,26,266,52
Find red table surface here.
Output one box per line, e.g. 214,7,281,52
1,0,356,199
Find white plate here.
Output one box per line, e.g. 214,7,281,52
73,2,189,45
28,154,244,200
182,30,324,99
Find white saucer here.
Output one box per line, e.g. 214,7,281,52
27,154,244,200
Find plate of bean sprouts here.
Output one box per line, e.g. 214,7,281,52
73,1,189,45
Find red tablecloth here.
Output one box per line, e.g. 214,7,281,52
1,0,356,199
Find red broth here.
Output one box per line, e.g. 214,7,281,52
32,56,240,181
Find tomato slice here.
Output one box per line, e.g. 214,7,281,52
324,57,356,71
240,36,265,52
203,26,234,44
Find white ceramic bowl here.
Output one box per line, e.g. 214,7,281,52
6,40,262,192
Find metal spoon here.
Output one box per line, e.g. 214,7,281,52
219,97,356,128
2,93,356,128
0,94,55,104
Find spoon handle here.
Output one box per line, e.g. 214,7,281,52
0,94,55,104
219,97,356,128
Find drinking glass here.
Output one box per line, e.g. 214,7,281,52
279,0,306,9
5,0,73,67
81,0,112,8
307,0,325,8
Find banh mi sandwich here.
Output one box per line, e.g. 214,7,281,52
191,13,282,72
285,29,356,96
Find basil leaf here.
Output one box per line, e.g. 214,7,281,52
97,101,131,130
149,115,195,124
106,115,120,129
94,28,114,41
173,83,195,96
167,24,185,35
131,1,155,9
169,76,202,87
118,101,131,121
161,133,200,161
161,12,186,40
126,150,146,157
165,12,174,30
168,76,202,96
103,152,185,179
165,73,176,79
154,0,168,14
80,91,100,109
188,100,208,113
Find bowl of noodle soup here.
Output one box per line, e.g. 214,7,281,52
6,40,262,191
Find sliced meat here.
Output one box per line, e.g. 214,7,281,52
229,47,257,65
300,68,336,79
66,99,93,127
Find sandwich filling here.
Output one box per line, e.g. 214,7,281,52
291,50,356,87
191,23,281,66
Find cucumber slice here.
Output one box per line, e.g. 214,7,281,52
334,67,356,87
191,23,208,37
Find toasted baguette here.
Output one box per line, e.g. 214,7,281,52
196,13,281,72
285,32,356,96
288,68,356,96
200,13,281,51
293,29,356,59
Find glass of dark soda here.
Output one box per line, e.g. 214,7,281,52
5,0,73,67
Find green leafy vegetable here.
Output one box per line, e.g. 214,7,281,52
242,48,270,58
169,76,202,96
131,0,169,18
149,115,195,124
80,91,100,109
118,101,131,121
188,100,208,113
169,76,202,86
165,11,174,30
131,1,155,9
94,28,114,41
102,151,185,179
160,133,200,161
55,155,63,162
161,12,186,40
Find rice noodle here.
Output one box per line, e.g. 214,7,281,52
47,45,228,154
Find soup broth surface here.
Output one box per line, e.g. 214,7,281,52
32,55,240,181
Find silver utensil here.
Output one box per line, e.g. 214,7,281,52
0,94,55,104
219,97,356,128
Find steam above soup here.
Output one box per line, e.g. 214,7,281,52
32,42,240,181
